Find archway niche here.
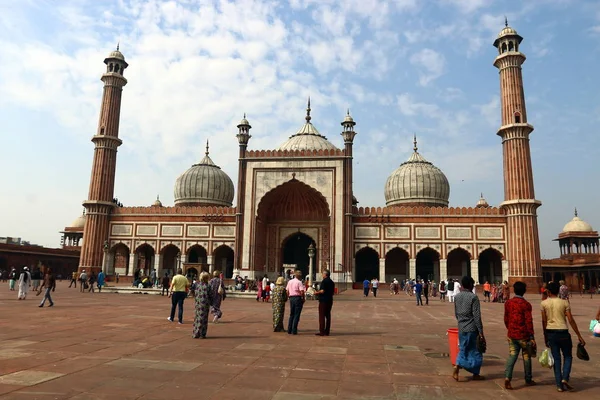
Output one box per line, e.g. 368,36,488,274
478,248,503,284
161,244,180,277
385,247,408,282
256,178,330,273
355,247,379,282
281,233,316,280
187,245,207,264
214,245,234,278
135,244,154,277
447,248,471,280
416,247,440,282
111,243,130,276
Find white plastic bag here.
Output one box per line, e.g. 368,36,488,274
590,319,598,332
547,349,554,368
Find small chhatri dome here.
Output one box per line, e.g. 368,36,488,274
476,193,489,208
153,195,163,207
277,98,339,151
238,113,250,127
174,140,235,207
494,17,523,47
70,211,86,229
343,109,354,123
562,208,594,233
384,135,450,207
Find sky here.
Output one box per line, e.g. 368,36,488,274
0,0,599,259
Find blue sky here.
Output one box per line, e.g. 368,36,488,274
0,0,599,258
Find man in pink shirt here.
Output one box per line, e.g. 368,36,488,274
286,268,306,335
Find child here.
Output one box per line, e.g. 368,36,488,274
264,281,271,302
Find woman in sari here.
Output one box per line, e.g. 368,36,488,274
256,279,263,302
191,272,213,339
501,281,510,303
491,283,498,302
271,277,288,332
209,270,225,323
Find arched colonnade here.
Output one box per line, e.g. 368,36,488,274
105,242,235,279
354,246,505,284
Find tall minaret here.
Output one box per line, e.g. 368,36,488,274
493,20,542,288
79,46,128,274
341,110,357,282
234,114,252,274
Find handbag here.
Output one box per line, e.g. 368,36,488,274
218,283,224,295
576,343,590,361
590,319,598,332
476,335,487,354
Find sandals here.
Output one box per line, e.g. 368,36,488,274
504,379,513,390
562,381,574,391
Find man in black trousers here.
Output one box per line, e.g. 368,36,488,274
314,270,335,336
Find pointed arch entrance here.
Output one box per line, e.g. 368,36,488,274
281,233,316,279
135,244,154,276
385,247,408,282
478,248,503,284
416,248,440,282
254,178,330,275
214,245,234,278
447,248,471,280
110,243,130,276
161,244,180,277
355,247,379,282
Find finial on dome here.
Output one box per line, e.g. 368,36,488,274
243,112,246,119
574,207,578,217
480,192,484,199
305,96,312,122
205,140,209,156
504,16,508,27
413,134,418,152
156,195,160,201
347,108,350,116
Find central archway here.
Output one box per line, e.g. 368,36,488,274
355,247,379,282
281,233,316,279
254,178,330,273
416,248,439,282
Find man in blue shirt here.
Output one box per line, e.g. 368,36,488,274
363,279,370,297
415,280,423,306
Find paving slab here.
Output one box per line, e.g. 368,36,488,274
1,281,599,400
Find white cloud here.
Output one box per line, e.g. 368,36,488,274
442,0,489,14
409,48,446,86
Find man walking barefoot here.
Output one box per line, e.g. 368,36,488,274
503,281,537,389
37,268,56,307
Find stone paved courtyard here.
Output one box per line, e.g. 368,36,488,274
0,282,599,400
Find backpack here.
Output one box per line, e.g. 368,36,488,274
448,281,455,291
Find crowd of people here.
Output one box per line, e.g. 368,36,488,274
451,276,598,393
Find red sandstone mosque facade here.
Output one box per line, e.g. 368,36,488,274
55,23,596,290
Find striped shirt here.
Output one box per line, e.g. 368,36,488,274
454,290,483,334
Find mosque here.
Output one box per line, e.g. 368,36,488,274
61,22,599,290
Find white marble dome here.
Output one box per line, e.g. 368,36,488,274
562,210,594,233
384,139,450,207
277,100,338,151
174,143,234,207
70,213,86,229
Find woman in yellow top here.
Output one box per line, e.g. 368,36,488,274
541,282,586,392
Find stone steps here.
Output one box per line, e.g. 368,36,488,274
102,285,258,298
